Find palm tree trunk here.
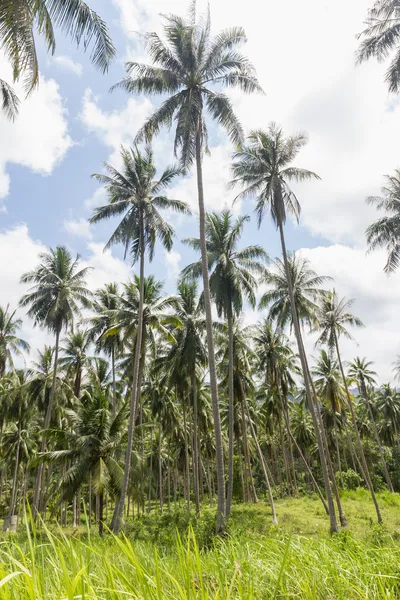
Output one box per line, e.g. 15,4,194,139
159,424,163,512
333,416,344,488
111,345,117,420
243,391,277,524
191,371,200,514
195,121,225,532
226,306,235,518
32,326,61,521
98,490,104,536
361,381,394,492
8,426,21,520
240,397,258,503
334,333,383,524
112,218,145,533
277,221,339,533
182,398,190,512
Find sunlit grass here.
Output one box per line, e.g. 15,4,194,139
0,491,399,599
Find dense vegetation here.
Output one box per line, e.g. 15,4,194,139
1,0,400,597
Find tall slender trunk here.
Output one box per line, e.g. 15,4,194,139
191,371,200,514
240,398,258,503
112,218,145,533
148,426,153,514
8,424,21,519
360,380,394,492
182,397,190,512
195,122,225,532
111,345,117,420
278,221,338,533
33,326,61,521
243,390,277,524
333,416,343,487
98,490,104,536
226,306,235,518
158,424,163,512
334,333,383,524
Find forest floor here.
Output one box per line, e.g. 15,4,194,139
0,489,399,599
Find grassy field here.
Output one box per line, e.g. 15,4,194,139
0,490,399,599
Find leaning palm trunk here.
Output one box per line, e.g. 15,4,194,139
334,333,383,524
278,221,339,533
226,307,235,518
195,123,225,531
111,345,117,420
333,416,343,488
361,380,394,492
112,222,145,533
243,386,277,524
32,327,61,521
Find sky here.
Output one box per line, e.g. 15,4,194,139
0,0,399,382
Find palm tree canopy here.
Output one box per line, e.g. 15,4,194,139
366,169,400,273
91,145,190,263
111,3,263,168
0,304,30,375
314,290,364,351
86,282,123,356
182,209,268,318
252,318,299,394
0,0,116,120
230,123,320,228
19,247,92,334
348,357,377,390
312,350,347,415
357,0,400,93
259,253,331,331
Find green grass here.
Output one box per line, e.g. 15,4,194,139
0,490,400,599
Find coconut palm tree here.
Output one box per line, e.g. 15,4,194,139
259,254,331,331
312,350,347,486
216,319,278,523
349,357,394,492
0,0,115,120
0,304,30,376
59,329,93,399
230,123,339,533
39,383,127,535
366,169,400,272
113,4,263,531
86,283,123,418
182,210,268,518
376,383,400,447
315,291,383,523
19,246,92,519
155,280,207,514
90,145,189,532
357,0,400,93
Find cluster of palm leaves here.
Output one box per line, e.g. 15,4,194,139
2,0,400,537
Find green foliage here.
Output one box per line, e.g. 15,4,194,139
337,469,363,491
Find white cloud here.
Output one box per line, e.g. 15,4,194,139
0,64,72,204
64,218,92,239
51,55,83,76
0,226,132,366
84,187,107,211
80,88,154,166
164,249,181,282
297,244,400,383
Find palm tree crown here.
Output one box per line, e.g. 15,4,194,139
230,123,320,228
111,3,263,167
91,145,190,262
357,0,400,93
182,210,268,317
0,305,30,376
314,290,364,350
19,247,92,334
0,0,115,120
366,169,400,273
260,254,331,331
